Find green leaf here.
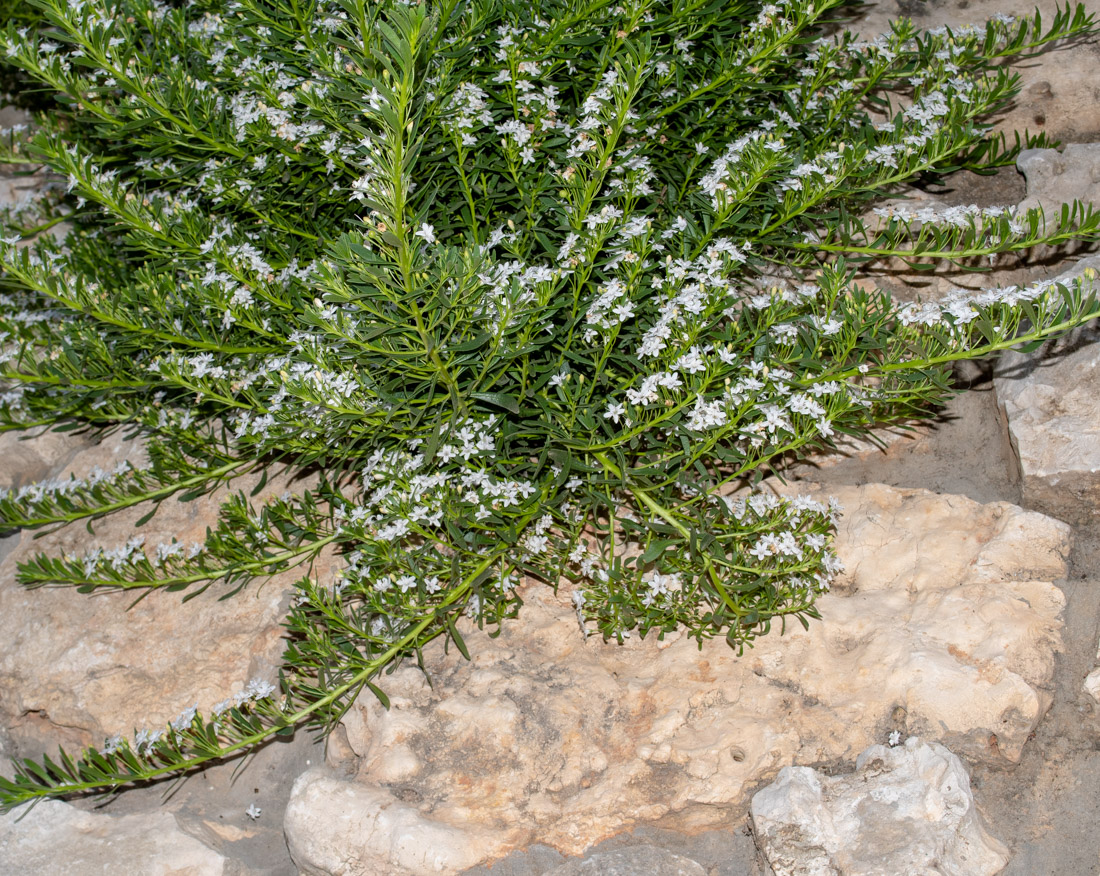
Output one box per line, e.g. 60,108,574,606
250,469,269,498
452,333,491,352
1014,338,1047,353
639,538,678,565
446,613,471,661
366,681,391,709
470,391,520,414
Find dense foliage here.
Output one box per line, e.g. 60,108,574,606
0,0,1097,807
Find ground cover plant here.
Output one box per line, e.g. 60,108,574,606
0,0,1097,809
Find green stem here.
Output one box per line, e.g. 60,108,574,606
3,459,254,529
26,533,340,592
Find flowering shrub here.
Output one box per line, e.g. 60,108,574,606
0,0,1097,807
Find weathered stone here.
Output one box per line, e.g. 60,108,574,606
1085,669,1100,705
1017,145,1100,218
0,799,227,875
0,428,91,493
750,737,1010,876
543,846,706,876
282,483,1066,874
994,257,1100,523
284,768,512,876
1086,634,1100,705
0,434,323,759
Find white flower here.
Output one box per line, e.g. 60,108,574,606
888,730,902,747
415,223,436,244
101,734,124,755
246,803,262,820
245,677,277,700
171,704,198,731
604,402,626,423
686,397,728,431
524,533,549,554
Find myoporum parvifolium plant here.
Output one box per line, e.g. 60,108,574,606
0,0,1097,809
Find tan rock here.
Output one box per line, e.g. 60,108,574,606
0,434,315,758
0,799,226,875
283,484,1067,874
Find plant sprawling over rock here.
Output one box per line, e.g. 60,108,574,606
0,0,1096,807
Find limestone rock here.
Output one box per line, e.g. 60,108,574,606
1086,635,1100,705
0,428,91,493
1085,669,1100,705
750,737,1010,876
285,484,1066,873
0,433,317,759
284,768,511,876
543,847,707,875
1017,145,1100,218
994,258,1100,523
0,799,227,875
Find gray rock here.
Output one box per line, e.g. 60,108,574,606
0,107,31,131
994,256,1100,523
0,799,227,875
459,845,566,876
284,767,511,876
544,846,707,875
1017,145,1100,218
750,738,1010,876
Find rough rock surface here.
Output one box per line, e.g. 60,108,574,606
1017,145,1100,218
750,737,1010,876
994,256,1100,524
0,428,89,493
281,483,1069,875
0,431,318,759
0,799,227,875
285,769,512,876
1085,669,1100,704
1084,635,1100,705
